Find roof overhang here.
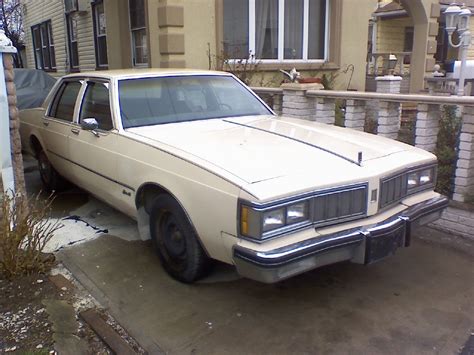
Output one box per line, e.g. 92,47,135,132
373,9,408,19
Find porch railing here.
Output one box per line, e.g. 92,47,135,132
252,86,474,205
366,52,412,77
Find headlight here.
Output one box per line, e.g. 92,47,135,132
407,166,436,192
380,164,437,209
419,168,433,185
240,200,310,239
262,208,285,232
407,172,419,188
286,201,308,224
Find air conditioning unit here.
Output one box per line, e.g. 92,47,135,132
64,0,86,14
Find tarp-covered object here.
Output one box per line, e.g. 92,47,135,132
13,69,56,110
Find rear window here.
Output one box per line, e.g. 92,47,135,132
49,81,82,121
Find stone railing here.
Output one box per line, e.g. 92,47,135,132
251,84,474,206
366,52,412,77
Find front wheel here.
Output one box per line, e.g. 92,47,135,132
150,195,212,283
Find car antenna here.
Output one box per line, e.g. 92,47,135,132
358,152,363,166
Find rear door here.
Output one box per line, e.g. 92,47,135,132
42,79,83,181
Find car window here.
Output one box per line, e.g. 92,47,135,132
213,79,254,112
118,75,271,128
79,81,113,131
49,81,82,122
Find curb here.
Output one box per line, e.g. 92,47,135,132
49,274,142,354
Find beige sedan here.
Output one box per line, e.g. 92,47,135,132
20,69,448,283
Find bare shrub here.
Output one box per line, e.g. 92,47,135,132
0,192,62,279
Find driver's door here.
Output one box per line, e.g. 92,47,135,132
68,79,129,209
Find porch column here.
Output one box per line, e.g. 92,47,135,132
453,106,474,202
400,1,440,93
376,75,402,94
281,83,322,121
0,30,24,197
272,93,282,115
376,76,402,140
315,98,336,125
3,54,25,196
377,102,401,140
345,100,366,131
415,104,440,153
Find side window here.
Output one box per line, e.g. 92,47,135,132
49,81,82,121
79,81,113,131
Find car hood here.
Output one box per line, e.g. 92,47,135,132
126,115,430,187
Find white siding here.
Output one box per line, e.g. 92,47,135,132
21,0,97,76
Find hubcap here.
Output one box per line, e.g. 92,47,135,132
162,216,186,258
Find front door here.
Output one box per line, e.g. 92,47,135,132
68,80,128,209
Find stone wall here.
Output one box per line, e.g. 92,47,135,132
431,205,474,241
3,54,26,195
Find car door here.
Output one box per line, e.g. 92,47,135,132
42,79,83,181
68,79,131,210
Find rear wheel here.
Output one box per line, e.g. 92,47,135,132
37,150,68,192
150,195,212,283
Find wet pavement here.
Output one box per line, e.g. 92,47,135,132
24,159,474,354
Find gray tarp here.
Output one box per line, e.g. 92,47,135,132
13,69,56,110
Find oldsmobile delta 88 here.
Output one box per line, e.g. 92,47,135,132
19,69,448,283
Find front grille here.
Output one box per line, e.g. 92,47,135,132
313,185,367,225
380,173,409,209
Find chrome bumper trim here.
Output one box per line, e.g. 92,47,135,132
233,195,449,283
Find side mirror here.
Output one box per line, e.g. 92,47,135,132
81,118,99,131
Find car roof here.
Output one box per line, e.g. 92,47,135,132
64,68,231,80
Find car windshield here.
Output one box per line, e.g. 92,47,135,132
118,75,272,128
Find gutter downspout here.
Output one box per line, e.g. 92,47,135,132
0,30,18,196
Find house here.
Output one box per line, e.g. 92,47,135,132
20,0,383,91
21,0,451,93
368,0,474,93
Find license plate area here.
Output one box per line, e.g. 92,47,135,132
365,222,406,264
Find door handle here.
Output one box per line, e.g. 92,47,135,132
42,120,49,127
71,128,80,135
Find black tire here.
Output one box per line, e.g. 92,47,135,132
150,194,212,283
37,149,68,192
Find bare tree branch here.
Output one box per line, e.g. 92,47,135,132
0,0,24,67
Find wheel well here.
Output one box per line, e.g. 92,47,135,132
135,183,209,257
136,183,172,214
30,136,42,158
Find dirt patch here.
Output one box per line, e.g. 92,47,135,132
0,272,110,354
0,274,56,352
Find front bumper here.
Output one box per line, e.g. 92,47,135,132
233,195,449,283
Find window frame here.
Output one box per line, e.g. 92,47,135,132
66,14,80,71
78,79,115,131
128,0,149,67
225,0,330,63
31,20,57,72
92,0,109,69
47,79,84,122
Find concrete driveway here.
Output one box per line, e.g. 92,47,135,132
25,165,474,354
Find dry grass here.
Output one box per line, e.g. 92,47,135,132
0,192,62,279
